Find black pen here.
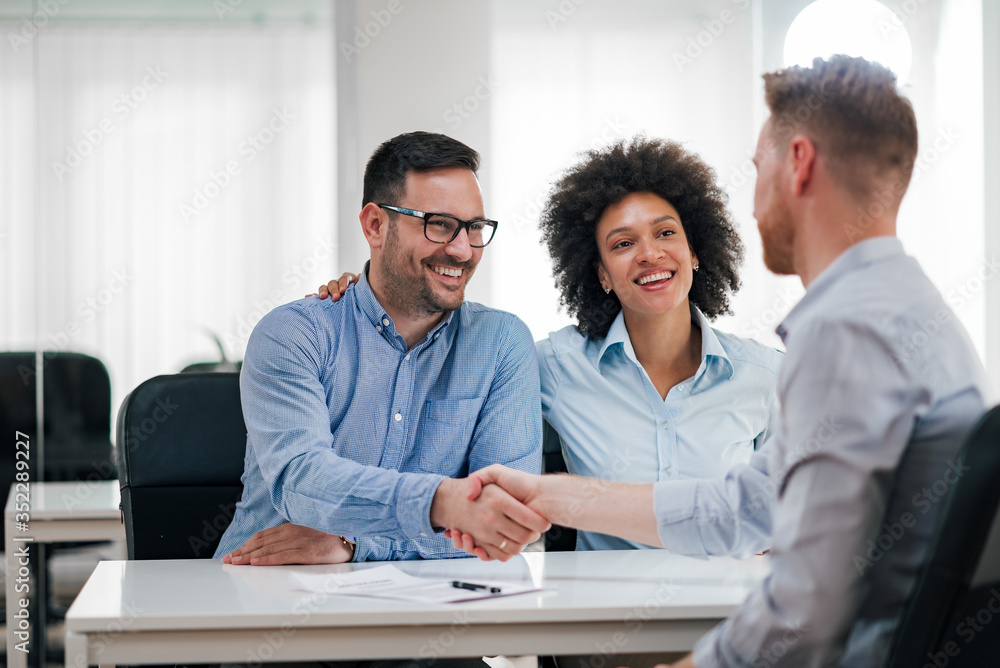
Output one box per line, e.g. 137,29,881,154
451,580,502,594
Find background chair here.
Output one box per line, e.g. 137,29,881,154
0,351,117,665
541,420,577,552
0,351,115,483
885,404,1000,667
116,372,246,560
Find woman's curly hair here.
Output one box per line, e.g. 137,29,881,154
539,136,745,339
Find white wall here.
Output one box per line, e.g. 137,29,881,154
335,0,494,305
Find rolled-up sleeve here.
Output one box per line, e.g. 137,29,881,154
654,446,774,558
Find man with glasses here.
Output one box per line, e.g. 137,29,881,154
215,131,548,569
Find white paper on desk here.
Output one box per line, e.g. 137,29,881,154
289,565,539,603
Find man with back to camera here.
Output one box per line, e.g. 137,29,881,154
449,56,991,667
214,131,549,570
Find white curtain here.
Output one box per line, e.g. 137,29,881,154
0,13,336,418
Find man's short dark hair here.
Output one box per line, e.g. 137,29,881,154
763,55,918,200
362,131,481,207
540,136,744,339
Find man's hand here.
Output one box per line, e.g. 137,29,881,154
222,523,354,566
431,474,550,562
465,464,544,508
313,272,359,301
444,465,547,560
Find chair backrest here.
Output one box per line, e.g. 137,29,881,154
0,351,114,484
42,352,115,481
116,372,247,560
541,419,577,552
885,404,1000,667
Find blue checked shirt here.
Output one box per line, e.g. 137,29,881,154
653,238,990,667
539,306,782,552
214,268,542,562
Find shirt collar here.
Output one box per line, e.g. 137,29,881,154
354,262,454,347
776,236,905,342
596,304,734,380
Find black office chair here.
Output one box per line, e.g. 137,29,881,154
542,420,577,552
1,351,116,664
0,351,115,482
885,405,1000,667
116,372,247,560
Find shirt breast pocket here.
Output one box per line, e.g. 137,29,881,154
415,397,485,475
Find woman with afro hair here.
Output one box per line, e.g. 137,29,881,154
536,136,782,552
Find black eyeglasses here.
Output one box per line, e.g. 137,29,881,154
378,204,498,248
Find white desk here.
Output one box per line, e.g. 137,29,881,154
5,481,125,668
65,550,765,667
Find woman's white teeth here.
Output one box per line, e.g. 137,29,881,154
637,271,673,285
433,266,462,278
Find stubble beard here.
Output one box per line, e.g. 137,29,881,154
759,191,796,277
380,221,473,318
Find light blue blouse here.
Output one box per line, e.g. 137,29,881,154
538,305,782,551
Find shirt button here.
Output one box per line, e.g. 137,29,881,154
434,333,440,340
420,532,427,537
394,413,402,422
382,317,390,326
405,354,411,361
677,385,685,392
376,325,382,332
665,467,673,475
662,422,669,429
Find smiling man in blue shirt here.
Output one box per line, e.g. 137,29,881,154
215,132,547,566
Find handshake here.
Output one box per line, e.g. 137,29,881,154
434,464,553,562
222,465,658,566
